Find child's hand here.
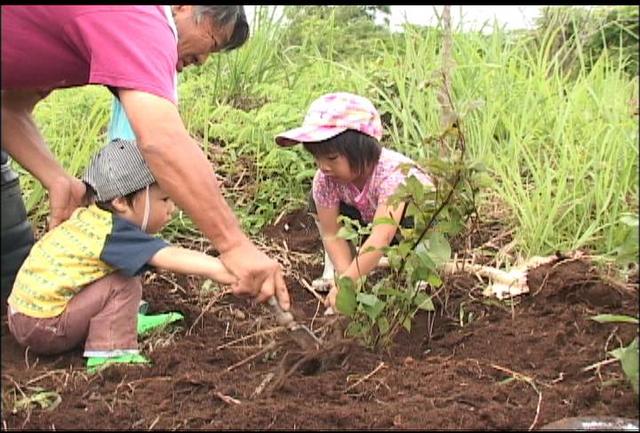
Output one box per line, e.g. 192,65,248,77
324,281,339,311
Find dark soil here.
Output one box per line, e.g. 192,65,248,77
1,210,638,430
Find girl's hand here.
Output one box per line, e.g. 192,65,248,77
324,281,339,310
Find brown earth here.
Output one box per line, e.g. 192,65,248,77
1,209,638,430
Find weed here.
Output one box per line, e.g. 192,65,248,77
591,313,639,394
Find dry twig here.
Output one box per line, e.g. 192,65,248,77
215,391,241,405
216,328,283,350
490,363,542,431
187,288,231,335
225,341,277,372
344,361,386,393
252,373,275,398
298,276,326,304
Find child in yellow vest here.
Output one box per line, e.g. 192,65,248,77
7,139,237,372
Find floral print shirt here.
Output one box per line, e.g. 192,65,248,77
312,148,432,222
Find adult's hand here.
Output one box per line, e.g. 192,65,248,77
47,175,87,229
2,89,86,229
219,240,290,311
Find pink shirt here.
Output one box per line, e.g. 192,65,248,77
312,148,433,222
1,6,177,103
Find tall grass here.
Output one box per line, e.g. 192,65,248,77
455,28,638,257
24,86,112,220
335,22,638,259
18,10,638,262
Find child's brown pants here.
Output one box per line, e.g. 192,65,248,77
7,272,141,356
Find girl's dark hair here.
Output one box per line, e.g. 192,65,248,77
194,6,250,52
303,129,382,177
83,182,140,213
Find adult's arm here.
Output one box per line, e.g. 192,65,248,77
118,89,290,309
1,89,87,229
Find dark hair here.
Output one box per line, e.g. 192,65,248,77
83,182,145,213
194,6,250,52
302,129,382,177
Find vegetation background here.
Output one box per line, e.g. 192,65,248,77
18,5,639,274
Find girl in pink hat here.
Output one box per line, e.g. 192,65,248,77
276,92,433,312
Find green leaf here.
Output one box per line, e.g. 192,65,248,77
425,158,451,173
14,390,62,412
413,249,437,274
426,232,451,266
356,291,385,321
396,241,413,259
372,216,397,227
591,314,639,324
435,218,465,236
377,287,404,297
360,245,377,254
362,299,385,321
609,338,639,394
413,292,435,311
336,277,357,316
377,316,390,334
337,226,358,241
356,292,379,307
411,259,433,282
426,273,443,288
497,377,516,385
402,316,412,332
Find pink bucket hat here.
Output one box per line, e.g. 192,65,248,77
275,92,383,147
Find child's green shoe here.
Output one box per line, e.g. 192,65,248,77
137,312,184,336
86,353,150,374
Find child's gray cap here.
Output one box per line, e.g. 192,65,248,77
82,139,156,202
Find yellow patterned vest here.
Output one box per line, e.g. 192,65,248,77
8,205,115,318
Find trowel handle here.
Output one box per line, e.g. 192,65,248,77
268,296,294,327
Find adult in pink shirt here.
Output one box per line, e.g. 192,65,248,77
1,6,290,311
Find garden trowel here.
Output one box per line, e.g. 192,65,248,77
268,297,323,350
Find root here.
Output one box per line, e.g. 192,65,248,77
263,338,355,395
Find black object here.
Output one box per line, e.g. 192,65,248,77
1,150,35,308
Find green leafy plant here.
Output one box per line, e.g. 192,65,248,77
333,214,437,349
610,213,639,268
591,313,639,394
334,80,485,349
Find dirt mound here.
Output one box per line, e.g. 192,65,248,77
262,207,321,253
2,211,638,430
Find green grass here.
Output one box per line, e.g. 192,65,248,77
16,9,638,266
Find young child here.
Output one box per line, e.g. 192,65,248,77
275,92,433,312
6,139,237,372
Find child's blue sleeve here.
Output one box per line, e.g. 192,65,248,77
100,216,169,276
107,97,135,141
